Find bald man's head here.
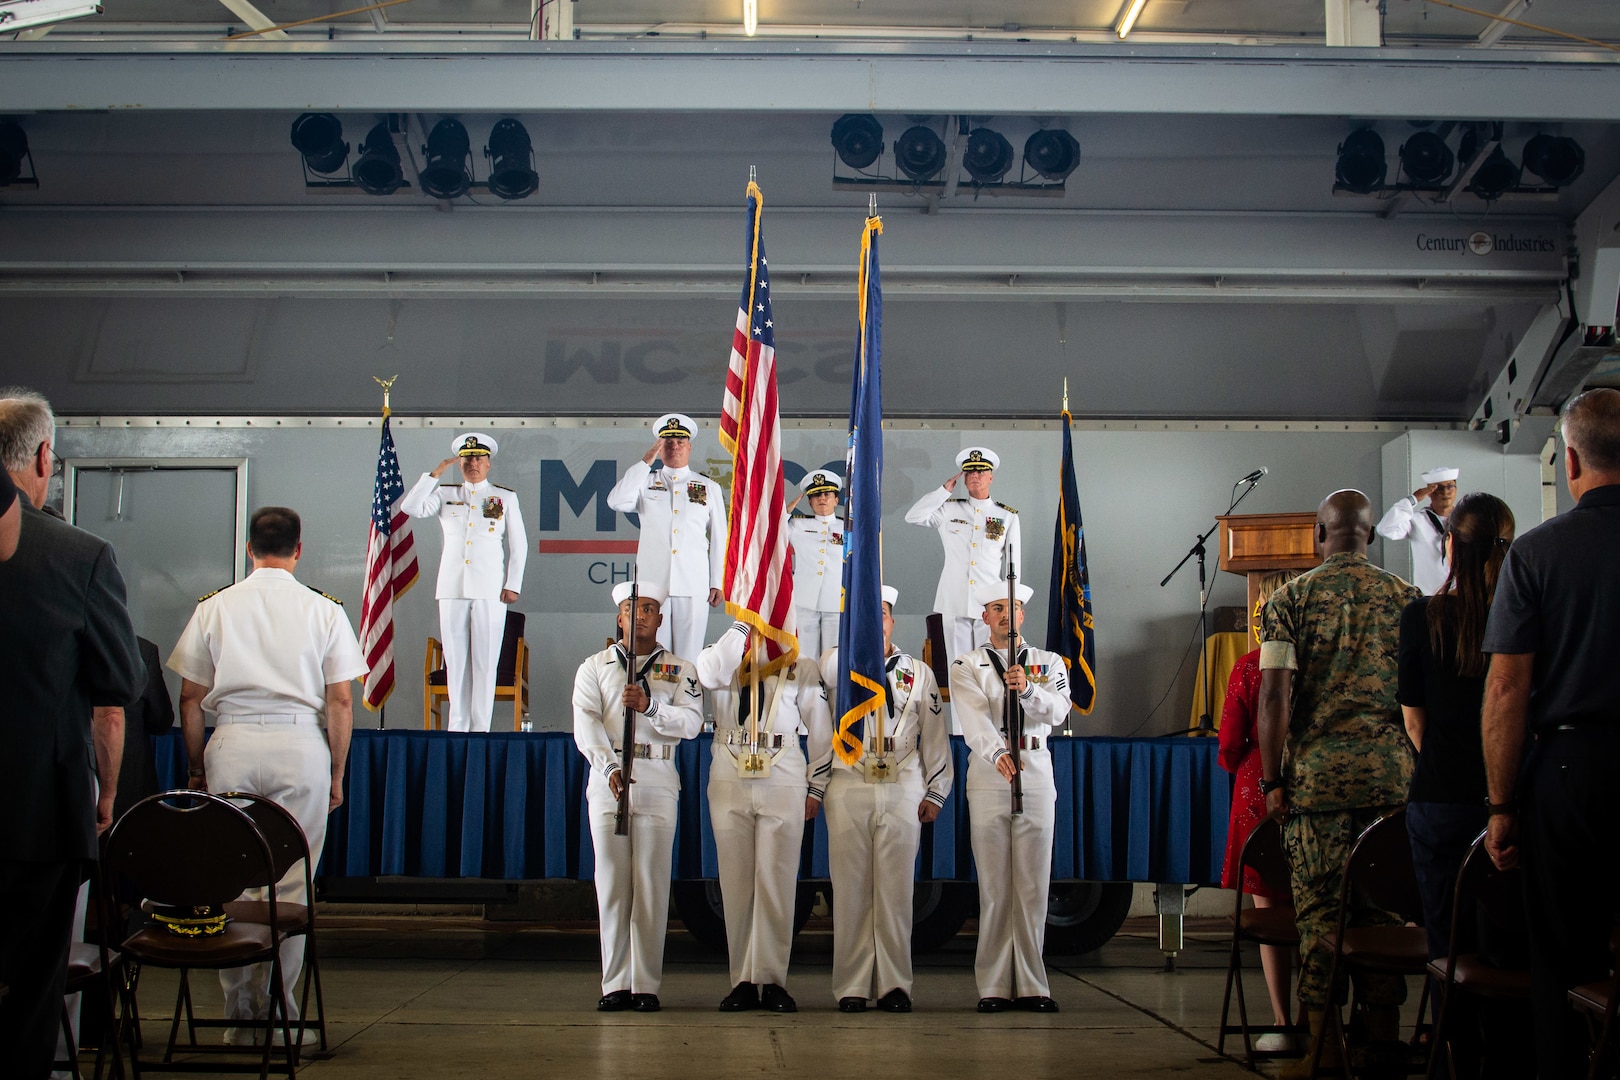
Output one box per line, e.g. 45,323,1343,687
1316,488,1375,555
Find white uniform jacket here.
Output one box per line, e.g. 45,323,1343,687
1375,496,1448,595
905,486,1021,618
805,649,952,808
788,513,844,612
696,622,817,790
400,475,527,600
949,644,1070,790
607,461,727,598
572,644,704,788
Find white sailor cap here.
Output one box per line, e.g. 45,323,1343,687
957,446,999,472
1421,466,1460,484
974,580,1034,610
802,470,843,496
612,581,669,607
881,585,899,609
453,432,498,458
655,413,696,439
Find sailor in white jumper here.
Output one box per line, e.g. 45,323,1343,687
949,581,1070,1013
905,446,1020,663
572,581,703,1013
696,622,817,1013
400,433,527,732
1374,464,1458,594
806,586,952,1012
607,413,729,664
787,469,845,661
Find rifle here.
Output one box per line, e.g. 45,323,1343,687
1005,560,1024,816
614,580,639,837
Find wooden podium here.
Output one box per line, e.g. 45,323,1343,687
1216,512,1323,639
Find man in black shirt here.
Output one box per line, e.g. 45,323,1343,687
1482,387,1620,1078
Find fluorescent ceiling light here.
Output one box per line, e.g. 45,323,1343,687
742,0,757,37
0,0,101,33
1114,0,1148,38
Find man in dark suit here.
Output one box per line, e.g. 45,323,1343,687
0,388,143,1079
111,638,177,825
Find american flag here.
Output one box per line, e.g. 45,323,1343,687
721,181,797,671
360,415,419,710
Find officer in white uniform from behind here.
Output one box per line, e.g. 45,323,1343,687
170,506,368,1039
787,469,844,661
1374,464,1458,595
400,433,527,732
696,622,818,1013
608,413,728,664
573,581,704,1014
805,586,952,1013
949,581,1070,1014
906,447,1020,662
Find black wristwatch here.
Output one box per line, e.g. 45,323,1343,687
1485,796,1518,816
1259,777,1284,796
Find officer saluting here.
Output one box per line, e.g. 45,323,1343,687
400,433,527,733
608,414,728,664
787,469,844,662
905,447,1020,663
573,581,704,1014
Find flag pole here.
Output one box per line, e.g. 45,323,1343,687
1062,376,1069,414
372,374,397,728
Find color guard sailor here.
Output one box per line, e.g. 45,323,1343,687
572,581,704,1013
608,413,729,664
787,469,845,661
949,581,1070,1013
906,447,1020,662
400,433,527,733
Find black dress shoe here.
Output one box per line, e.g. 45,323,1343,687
761,984,798,1013
631,994,661,1012
598,990,633,1012
719,983,759,1012
876,989,912,1013
976,997,1013,1013
838,996,868,1013
1015,996,1059,1013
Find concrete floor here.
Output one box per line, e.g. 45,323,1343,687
109,916,1421,1079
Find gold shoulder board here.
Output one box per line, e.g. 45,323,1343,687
996,501,1018,514
306,585,344,605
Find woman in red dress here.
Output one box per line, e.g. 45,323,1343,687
1218,569,1300,1050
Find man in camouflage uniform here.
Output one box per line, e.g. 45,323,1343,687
1257,490,1420,1077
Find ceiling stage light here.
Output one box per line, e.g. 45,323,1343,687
963,128,1014,185
1522,134,1585,186
353,123,406,196
485,119,539,201
0,122,29,186
1467,146,1520,200
420,118,472,201
0,0,101,33
1335,129,1386,194
830,114,883,170
893,125,946,182
289,113,348,176
1398,130,1453,185
1023,129,1081,182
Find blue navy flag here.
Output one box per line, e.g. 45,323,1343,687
833,214,886,764
1046,409,1097,714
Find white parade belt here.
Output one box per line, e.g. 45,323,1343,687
721,728,790,778
613,743,674,760
856,735,918,784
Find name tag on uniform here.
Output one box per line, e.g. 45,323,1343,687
482,496,504,520
445,500,466,506
687,481,708,505
649,662,681,683
985,517,1006,540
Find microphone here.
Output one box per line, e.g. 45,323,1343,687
1239,467,1269,484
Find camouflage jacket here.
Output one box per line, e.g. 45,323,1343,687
1260,552,1421,812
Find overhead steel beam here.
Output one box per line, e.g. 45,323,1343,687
0,43,1618,120
214,0,289,41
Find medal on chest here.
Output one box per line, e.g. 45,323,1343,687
686,481,708,505
984,516,1006,541
649,662,681,683
481,496,504,520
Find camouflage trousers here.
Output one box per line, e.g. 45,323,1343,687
1282,806,1409,1010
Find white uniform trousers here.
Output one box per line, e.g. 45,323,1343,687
586,770,678,995
204,719,332,1024
794,609,841,665
967,778,1055,1000
825,771,924,1002
656,595,709,672
706,744,808,988
942,615,989,666
439,597,506,732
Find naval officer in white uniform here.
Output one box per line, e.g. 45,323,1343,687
170,506,368,1039
608,413,728,664
787,469,845,661
805,586,952,1013
1375,464,1458,594
573,581,704,1013
400,433,527,732
696,622,818,1013
949,581,1070,1014
905,447,1021,663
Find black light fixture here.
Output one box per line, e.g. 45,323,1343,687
1023,129,1081,182
1467,145,1520,200
963,127,1014,184
0,122,28,186
353,122,406,196
484,118,538,201
830,114,883,170
289,112,348,176
1522,134,1585,186
419,118,472,200
1334,129,1386,194
893,125,947,182
1398,130,1453,185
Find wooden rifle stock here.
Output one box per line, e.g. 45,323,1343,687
924,613,951,702
1005,563,1024,816
614,582,639,837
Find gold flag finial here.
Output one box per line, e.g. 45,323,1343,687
1062,377,1069,414
374,374,398,417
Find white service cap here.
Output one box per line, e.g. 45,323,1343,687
612,581,669,606
956,446,999,472
973,580,1034,610
453,432,498,457
801,470,843,496
655,413,696,439
881,585,899,608
1421,466,1460,484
